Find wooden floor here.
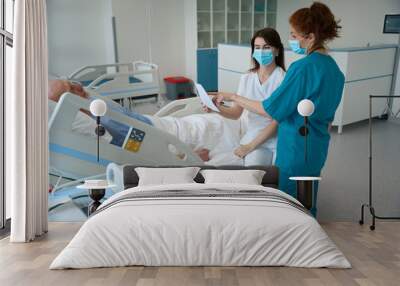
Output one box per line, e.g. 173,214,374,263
0,222,399,286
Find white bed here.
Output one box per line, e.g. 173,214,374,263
49,94,203,184
68,61,160,105
50,182,351,269
49,94,247,190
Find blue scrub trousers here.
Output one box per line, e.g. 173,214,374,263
279,171,319,217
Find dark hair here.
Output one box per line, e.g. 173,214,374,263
250,27,285,72
289,2,341,53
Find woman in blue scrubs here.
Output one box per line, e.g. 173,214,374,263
214,2,344,216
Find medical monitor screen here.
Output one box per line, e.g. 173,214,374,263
383,14,400,34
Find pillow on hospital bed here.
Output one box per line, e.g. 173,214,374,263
200,169,266,185
135,167,201,186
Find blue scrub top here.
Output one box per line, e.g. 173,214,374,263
263,52,344,176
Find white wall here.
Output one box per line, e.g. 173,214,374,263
275,0,400,48
391,47,400,115
184,0,197,81
47,0,115,76
47,0,400,95
112,0,150,63
112,0,187,92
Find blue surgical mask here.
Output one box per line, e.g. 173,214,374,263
289,39,307,55
252,49,274,66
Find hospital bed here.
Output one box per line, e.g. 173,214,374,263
49,91,250,196
67,61,161,107
154,96,203,117
49,93,204,192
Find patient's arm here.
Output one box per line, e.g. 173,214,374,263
234,120,278,158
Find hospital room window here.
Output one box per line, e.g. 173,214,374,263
0,0,14,231
197,0,277,48
5,0,13,33
266,0,277,28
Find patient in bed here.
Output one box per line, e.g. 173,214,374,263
49,80,223,162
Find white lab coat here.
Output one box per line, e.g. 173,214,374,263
237,67,285,165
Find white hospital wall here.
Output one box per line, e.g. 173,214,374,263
275,0,400,48
184,0,198,82
391,54,400,115
112,0,187,92
47,0,115,77
111,0,150,64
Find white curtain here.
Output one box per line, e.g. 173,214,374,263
7,0,49,242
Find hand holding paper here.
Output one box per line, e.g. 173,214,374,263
195,83,220,113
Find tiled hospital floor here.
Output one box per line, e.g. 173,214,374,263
319,118,400,222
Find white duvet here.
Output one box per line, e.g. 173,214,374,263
151,113,246,165
50,183,350,269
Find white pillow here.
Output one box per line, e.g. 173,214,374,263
200,169,266,185
135,167,201,186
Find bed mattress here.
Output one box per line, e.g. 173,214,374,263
50,183,350,269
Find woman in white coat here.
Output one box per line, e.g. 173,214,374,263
206,28,286,166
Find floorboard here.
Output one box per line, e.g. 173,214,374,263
1,222,399,286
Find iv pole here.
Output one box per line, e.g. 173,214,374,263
359,95,400,231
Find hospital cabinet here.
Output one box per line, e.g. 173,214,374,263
197,0,277,48
197,49,218,91
196,0,277,91
218,43,398,133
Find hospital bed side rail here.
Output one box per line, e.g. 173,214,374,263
49,93,204,174
87,69,159,90
155,97,203,118
68,62,136,82
86,71,160,101
68,61,159,83
133,61,158,71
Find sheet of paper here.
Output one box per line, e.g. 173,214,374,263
195,83,220,113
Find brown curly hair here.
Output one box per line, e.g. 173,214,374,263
289,2,341,53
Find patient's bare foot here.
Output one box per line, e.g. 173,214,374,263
195,148,210,162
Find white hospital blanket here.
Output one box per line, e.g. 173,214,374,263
50,183,351,269
151,113,246,165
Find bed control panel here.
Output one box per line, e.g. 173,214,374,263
124,127,146,152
